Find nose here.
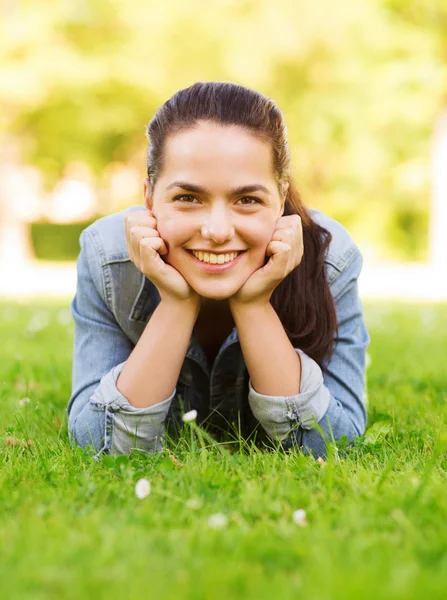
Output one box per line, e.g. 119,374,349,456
201,204,235,244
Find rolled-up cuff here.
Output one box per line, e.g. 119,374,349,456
248,349,331,439
89,361,176,455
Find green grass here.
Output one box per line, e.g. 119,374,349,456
0,300,446,600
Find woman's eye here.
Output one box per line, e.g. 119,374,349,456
237,196,260,206
174,195,260,205
175,195,199,204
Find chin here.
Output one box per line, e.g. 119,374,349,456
191,281,239,301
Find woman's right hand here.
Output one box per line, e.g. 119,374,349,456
125,209,199,304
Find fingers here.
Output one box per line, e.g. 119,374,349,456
275,214,301,229
125,209,157,238
141,233,168,256
130,226,168,256
264,241,291,281
129,224,162,243
271,214,303,262
266,240,290,257
125,209,168,268
128,225,158,263
139,237,168,275
125,209,158,256
267,236,303,273
271,227,295,243
130,236,167,280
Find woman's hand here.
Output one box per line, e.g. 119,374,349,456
125,209,199,305
229,214,304,307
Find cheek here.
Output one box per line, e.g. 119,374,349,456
157,221,175,243
242,219,275,253
244,213,275,238
156,214,191,247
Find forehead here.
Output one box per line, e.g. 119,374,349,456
161,122,274,184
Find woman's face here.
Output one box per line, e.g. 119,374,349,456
145,121,285,301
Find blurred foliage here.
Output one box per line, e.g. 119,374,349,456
1,0,446,261
30,220,95,261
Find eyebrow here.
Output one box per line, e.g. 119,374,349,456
165,181,271,196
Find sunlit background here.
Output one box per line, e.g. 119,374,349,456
1,0,446,299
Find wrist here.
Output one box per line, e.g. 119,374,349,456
229,298,271,319
161,295,201,318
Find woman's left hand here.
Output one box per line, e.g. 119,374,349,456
229,214,304,306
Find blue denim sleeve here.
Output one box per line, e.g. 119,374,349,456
247,248,370,457
67,228,174,456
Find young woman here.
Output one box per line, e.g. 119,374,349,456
67,81,370,458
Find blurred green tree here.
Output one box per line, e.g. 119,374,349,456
1,0,445,260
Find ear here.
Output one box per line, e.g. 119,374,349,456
143,177,153,211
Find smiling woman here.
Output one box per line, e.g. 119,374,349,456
144,120,288,304
67,81,370,458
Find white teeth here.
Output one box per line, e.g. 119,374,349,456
192,251,239,264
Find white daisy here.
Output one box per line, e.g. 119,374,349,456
182,409,198,423
135,478,151,499
292,509,308,527
207,513,228,529
186,497,203,510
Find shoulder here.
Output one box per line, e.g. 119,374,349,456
82,205,143,265
79,205,157,325
307,207,363,296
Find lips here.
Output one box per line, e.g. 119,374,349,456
191,250,240,265
187,249,246,273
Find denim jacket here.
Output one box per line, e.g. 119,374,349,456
67,205,370,458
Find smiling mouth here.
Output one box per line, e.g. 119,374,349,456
186,249,247,271
190,250,244,265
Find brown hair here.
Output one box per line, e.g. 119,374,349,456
146,82,337,368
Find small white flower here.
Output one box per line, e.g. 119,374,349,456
292,509,308,527
135,478,151,499
317,456,326,467
19,397,31,407
182,409,197,423
207,513,228,529
186,497,203,510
